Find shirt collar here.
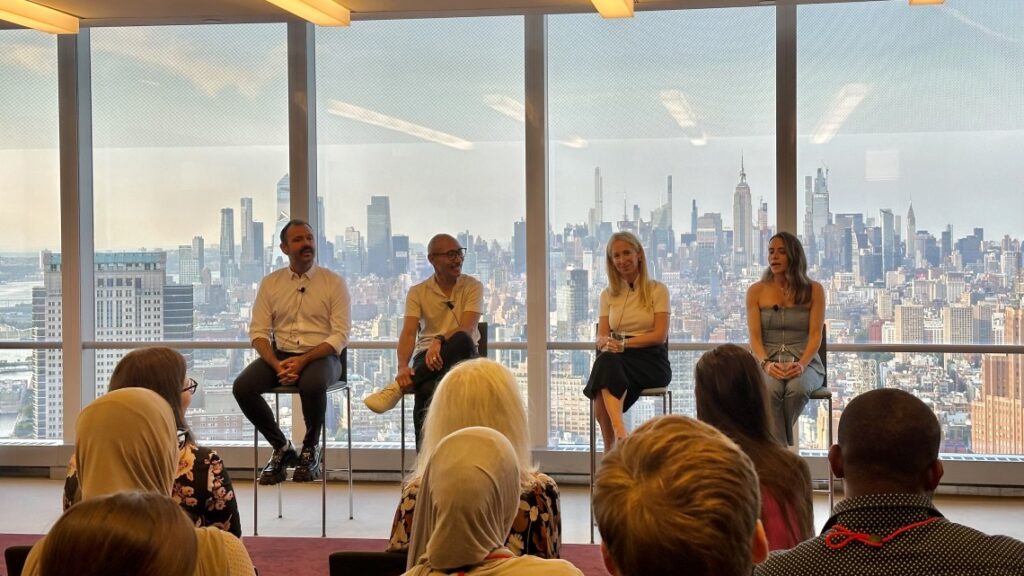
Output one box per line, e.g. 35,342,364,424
429,273,462,295
822,493,943,533
289,263,318,281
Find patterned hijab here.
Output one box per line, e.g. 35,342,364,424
76,387,178,499
407,427,521,572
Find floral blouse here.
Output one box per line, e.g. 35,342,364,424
64,438,242,537
388,471,562,559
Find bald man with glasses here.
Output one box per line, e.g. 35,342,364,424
364,233,483,449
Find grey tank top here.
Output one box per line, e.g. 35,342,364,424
759,306,824,375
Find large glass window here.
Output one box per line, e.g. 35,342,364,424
89,25,288,442
797,0,1024,456
547,8,776,447
316,18,525,447
0,31,60,441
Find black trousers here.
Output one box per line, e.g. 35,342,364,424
411,331,478,450
232,351,342,449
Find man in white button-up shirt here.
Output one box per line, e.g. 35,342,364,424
233,219,351,485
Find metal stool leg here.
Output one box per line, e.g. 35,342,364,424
276,393,282,519
347,386,353,519
400,395,406,478
589,398,596,544
253,422,259,536
826,395,834,512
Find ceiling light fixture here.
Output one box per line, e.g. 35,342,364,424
264,0,350,26
591,0,634,19
326,100,472,150
483,95,526,122
909,0,944,5
0,0,78,34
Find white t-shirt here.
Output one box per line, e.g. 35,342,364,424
599,280,670,337
405,274,484,354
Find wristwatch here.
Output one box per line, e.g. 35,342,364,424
434,334,446,344
760,357,771,370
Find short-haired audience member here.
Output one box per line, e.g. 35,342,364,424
64,347,241,536
756,389,1024,576
695,344,814,550
388,358,561,558
584,231,671,450
593,415,769,576
41,492,198,576
747,231,825,445
402,427,582,576
22,388,255,576
364,233,483,450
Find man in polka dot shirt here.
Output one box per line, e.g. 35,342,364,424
755,389,1024,576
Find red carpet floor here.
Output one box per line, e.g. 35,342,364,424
1,534,609,576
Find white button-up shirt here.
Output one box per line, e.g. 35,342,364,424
249,264,351,354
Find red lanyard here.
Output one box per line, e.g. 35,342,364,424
824,516,941,549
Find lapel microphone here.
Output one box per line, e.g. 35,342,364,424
298,287,306,293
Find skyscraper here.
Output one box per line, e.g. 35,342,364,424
513,219,527,276
219,208,236,287
589,167,604,236
880,208,896,273
392,234,410,276
34,252,179,438
367,196,394,278
972,306,1024,454
274,174,290,243
906,201,917,267
732,156,753,271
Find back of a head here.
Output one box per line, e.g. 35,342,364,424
415,358,532,482
109,347,189,434
593,415,761,576
409,427,521,571
838,388,941,491
694,344,774,444
41,491,197,576
75,388,178,500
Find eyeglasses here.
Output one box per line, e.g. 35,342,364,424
183,377,199,395
431,248,467,260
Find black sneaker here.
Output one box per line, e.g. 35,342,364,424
259,442,298,485
292,444,321,482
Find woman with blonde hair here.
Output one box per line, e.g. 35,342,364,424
63,347,241,536
403,427,581,576
746,231,825,445
22,388,254,576
583,231,671,449
695,344,813,550
41,492,197,576
388,358,561,559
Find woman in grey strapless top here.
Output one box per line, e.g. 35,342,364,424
747,232,826,446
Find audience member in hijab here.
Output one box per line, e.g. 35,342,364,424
40,492,197,576
22,388,255,576
389,358,560,558
64,347,241,536
403,427,582,576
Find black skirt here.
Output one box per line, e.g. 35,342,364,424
583,343,671,412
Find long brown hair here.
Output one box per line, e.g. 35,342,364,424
761,231,813,305
694,344,814,542
109,347,193,444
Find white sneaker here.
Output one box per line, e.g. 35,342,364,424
364,381,404,414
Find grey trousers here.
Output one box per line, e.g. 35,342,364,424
764,369,824,446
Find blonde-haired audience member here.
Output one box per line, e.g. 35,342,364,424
403,427,581,576
388,358,560,558
41,492,197,576
22,388,255,576
593,414,769,576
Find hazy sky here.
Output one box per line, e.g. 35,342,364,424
0,0,1021,251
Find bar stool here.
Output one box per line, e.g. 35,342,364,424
398,323,488,476
808,325,834,512
589,386,672,543
252,349,353,537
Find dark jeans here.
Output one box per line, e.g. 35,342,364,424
233,351,342,449
411,331,478,450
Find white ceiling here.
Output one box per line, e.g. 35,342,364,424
8,0,868,27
